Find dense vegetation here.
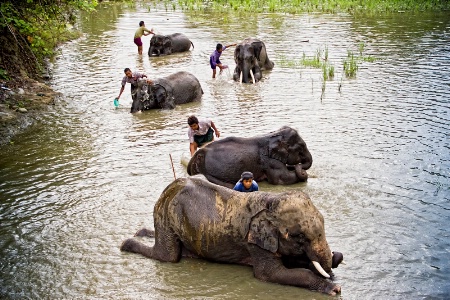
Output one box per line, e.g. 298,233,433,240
0,0,97,83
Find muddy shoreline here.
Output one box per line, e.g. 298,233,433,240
0,78,60,146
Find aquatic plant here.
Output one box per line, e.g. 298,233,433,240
278,47,335,81
343,51,358,78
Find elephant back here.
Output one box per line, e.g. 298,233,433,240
163,71,202,105
169,33,193,52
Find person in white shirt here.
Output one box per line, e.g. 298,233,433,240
187,115,220,156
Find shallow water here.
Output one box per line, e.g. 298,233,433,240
0,3,449,299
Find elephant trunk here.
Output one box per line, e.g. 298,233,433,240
301,152,313,170
308,239,333,278
293,164,308,182
243,66,250,83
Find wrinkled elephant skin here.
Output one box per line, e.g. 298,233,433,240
233,38,274,83
131,71,203,113
120,175,343,295
187,126,312,188
148,33,194,56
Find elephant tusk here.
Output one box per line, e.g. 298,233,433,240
240,71,243,84
312,261,330,278
250,69,255,84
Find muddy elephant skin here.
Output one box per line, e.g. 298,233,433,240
233,38,274,83
148,33,194,56
187,126,312,188
131,71,203,113
120,175,343,295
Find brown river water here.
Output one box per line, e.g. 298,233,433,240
0,3,449,299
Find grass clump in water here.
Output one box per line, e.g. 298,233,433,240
279,47,335,81
343,51,358,78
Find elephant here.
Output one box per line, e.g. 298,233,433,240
187,126,312,188
233,38,274,84
131,71,203,113
148,33,194,56
120,175,343,295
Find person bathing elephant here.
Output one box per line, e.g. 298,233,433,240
233,38,274,84
131,71,203,113
187,126,312,188
120,175,344,295
148,33,194,56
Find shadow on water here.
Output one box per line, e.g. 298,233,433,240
0,3,449,299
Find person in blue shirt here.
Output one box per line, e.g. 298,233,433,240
233,171,259,192
210,43,236,78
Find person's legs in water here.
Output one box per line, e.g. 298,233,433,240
134,37,143,55
210,56,217,78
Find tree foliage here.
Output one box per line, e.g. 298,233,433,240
0,0,97,81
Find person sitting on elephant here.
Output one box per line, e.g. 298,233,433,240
233,171,259,192
134,21,154,55
187,115,220,156
117,68,153,102
210,43,237,78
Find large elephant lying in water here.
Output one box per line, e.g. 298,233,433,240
131,71,203,113
148,33,194,56
120,175,343,295
187,126,312,188
233,38,274,83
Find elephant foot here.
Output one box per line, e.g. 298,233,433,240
332,251,344,268
134,228,155,238
120,238,138,253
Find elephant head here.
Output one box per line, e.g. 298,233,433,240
247,192,335,278
149,35,172,56
130,79,174,113
233,38,273,84
151,81,175,109
234,41,263,83
267,126,313,177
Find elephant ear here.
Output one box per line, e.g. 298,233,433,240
247,210,279,253
234,45,241,64
151,82,174,109
163,36,172,49
252,41,263,61
268,133,290,163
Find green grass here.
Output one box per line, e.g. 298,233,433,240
176,0,450,13
343,51,358,78
278,47,335,81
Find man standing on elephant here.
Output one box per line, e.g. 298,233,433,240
117,68,153,102
210,43,237,78
187,115,220,156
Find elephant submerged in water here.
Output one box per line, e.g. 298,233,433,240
131,71,203,113
187,126,312,188
148,33,194,56
233,38,274,83
120,175,344,295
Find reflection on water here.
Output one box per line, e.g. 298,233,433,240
0,3,449,299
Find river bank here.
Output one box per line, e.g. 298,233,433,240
0,78,59,146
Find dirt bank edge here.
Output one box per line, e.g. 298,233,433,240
0,78,60,146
